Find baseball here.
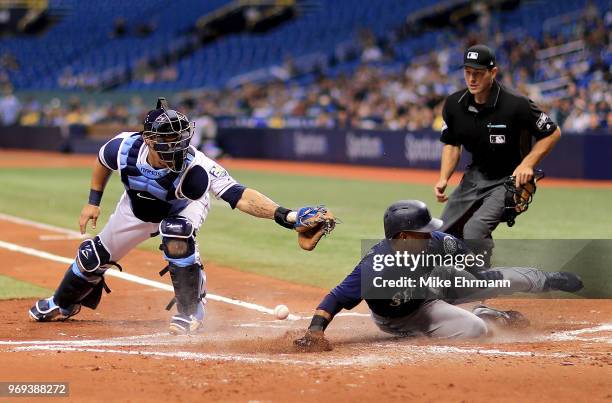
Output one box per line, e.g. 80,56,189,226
274,304,290,320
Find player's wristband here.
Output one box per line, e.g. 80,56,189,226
88,189,103,206
308,314,330,332
274,206,294,229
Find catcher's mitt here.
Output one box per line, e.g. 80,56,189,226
501,169,544,227
293,330,333,352
294,206,337,251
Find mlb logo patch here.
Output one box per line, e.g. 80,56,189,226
536,112,550,130
467,52,479,60
490,135,506,144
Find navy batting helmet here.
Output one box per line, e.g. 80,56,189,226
383,200,443,239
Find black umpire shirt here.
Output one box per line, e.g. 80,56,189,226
440,80,558,179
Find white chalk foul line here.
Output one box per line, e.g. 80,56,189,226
0,326,607,366
547,324,612,344
39,234,88,241
0,213,88,238
0,238,297,319
13,345,313,365
0,333,172,347
8,343,576,367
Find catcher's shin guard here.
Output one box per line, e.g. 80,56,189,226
29,264,103,322
160,263,206,334
30,237,121,322
160,263,205,315
54,236,119,310
158,216,206,333
55,264,110,310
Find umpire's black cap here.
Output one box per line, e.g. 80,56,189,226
463,44,496,70
383,200,443,239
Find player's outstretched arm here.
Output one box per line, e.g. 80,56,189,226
235,188,295,220
234,188,337,250
79,159,113,234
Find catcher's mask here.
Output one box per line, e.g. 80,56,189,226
142,99,194,173
501,169,545,227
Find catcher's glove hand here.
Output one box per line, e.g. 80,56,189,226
294,205,338,251
293,330,332,352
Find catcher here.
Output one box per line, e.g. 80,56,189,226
29,97,336,335
294,200,583,351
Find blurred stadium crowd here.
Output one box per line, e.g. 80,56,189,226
0,0,610,134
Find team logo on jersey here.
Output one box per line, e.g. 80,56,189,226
536,112,550,130
209,165,228,178
490,135,506,144
136,192,156,200
467,52,479,60
136,162,169,179
443,235,458,254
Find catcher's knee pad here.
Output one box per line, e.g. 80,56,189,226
159,216,197,267
76,236,112,275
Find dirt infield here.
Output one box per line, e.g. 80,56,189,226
1,215,611,403
0,150,611,402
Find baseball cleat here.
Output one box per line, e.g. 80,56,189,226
472,305,530,329
168,313,203,335
28,297,81,322
543,272,584,293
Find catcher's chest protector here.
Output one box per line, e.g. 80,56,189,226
117,134,194,222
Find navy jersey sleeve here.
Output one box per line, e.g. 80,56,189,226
220,184,246,209
98,137,123,171
328,260,363,310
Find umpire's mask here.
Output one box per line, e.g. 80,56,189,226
142,108,194,172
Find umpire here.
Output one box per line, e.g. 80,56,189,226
435,44,560,240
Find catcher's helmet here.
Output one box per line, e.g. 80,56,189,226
383,200,443,239
143,98,194,172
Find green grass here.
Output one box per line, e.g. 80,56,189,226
1,167,612,289
0,275,51,299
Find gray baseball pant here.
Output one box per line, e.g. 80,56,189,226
371,267,549,338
